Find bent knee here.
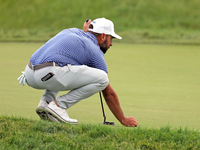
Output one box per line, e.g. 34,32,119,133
99,71,109,89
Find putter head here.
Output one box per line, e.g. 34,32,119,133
103,121,115,125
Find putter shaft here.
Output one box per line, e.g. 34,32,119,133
99,92,106,122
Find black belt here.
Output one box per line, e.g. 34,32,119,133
28,62,60,70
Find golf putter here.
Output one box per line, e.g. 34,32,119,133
99,92,115,125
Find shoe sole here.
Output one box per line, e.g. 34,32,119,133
45,107,78,124
36,106,59,122
47,114,59,122
36,106,49,120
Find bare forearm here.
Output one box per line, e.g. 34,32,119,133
102,83,138,127
103,90,125,124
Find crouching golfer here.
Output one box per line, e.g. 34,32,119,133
18,18,138,127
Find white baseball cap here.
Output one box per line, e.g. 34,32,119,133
88,17,122,39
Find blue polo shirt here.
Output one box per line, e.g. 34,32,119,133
30,28,107,73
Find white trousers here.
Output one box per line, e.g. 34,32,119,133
24,64,109,109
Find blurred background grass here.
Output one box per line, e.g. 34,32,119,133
0,0,200,44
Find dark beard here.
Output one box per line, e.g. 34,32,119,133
100,46,108,54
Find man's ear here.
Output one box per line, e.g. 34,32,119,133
100,33,106,41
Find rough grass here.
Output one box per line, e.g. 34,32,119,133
0,116,199,150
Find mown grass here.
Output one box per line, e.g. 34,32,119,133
0,0,200,44
0,116,199,150
1,43,200,129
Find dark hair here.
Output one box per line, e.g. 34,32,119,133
89,24,93,29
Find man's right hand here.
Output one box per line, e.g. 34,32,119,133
102,83,138,127
121,117,138,127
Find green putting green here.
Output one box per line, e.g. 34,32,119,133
0,42,199,129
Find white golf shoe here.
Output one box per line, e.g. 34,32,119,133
45,101,78,124
36,100,59,122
